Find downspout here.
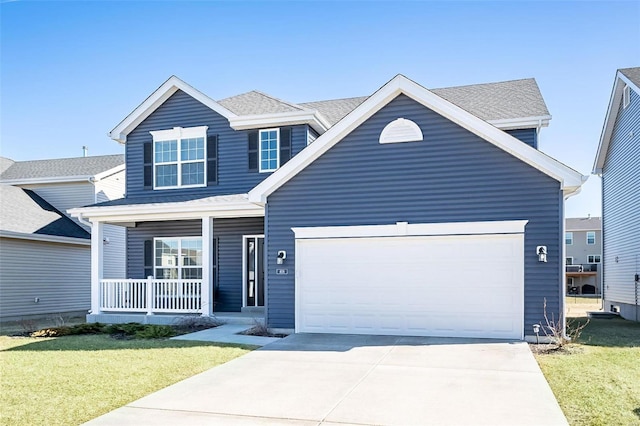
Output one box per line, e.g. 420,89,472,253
77,213,92,228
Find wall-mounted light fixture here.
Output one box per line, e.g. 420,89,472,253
277,250,287,265
536,246,547,263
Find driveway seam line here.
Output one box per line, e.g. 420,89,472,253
122,405,319,424
318,336,402,423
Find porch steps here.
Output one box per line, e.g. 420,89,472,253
87,311,265,326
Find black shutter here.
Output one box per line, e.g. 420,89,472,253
143,239,154,278
248,131,258,171
207,134,218,185
143,141,153,189
280,127,292,166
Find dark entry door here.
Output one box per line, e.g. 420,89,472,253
244,236,264,307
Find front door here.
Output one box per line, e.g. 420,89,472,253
243,235,264,307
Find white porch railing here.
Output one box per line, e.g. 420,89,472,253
100,278,203,314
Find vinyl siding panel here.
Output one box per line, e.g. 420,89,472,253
95,171,127,279
23,182,95,230
565,229,602,292
266,94,562,335
602,88,640,311
126,218,263,312
506,128,538,148
126,90,307,199
0,238,90,319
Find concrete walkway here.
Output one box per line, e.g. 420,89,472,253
171,324,281,347
86,334,567,426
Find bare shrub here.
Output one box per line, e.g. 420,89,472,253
539,298,589,348
173,315,222,333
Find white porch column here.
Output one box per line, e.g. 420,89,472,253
201,216,214,316
90,221,104,315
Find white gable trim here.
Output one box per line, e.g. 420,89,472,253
229,110,330,134
593,71,640,174
249,74,586,204
109,76,237,144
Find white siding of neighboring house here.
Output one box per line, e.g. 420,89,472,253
95,171,126,279
0,237,90,320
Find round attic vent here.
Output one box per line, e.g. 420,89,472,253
379,118,423,144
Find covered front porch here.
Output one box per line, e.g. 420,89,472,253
69,194,266,324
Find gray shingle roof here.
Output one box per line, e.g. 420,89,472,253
300,97,369,127
0,157,15,175
218,91,308,115
0,154,124,181
431,78,550,122
620,67,640,87
218,78,549,127
566,217,601,231
0,184,90,239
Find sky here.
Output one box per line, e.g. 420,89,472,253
1,1,639,218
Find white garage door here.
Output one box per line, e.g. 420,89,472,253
294,221,525,339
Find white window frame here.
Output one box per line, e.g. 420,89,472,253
567,277,574,286
565,232,573,245
259,128,280,173
623,84,630,109
153,236,203,279
566,257,573,265
150,126,208,190
587,254,601,263
586,231,596,245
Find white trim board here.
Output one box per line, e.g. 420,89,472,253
0,230,91,246
292,220,529,239
593,70,640,174
249,74,587,204
109,76,237,144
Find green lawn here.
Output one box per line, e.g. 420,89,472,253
534,317,640,426
0,335,253,425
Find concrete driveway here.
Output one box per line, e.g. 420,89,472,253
87,334,567,425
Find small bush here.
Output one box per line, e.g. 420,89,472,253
135,325,176,339
104,323,147,336
68,323,105,335
31,326,71,337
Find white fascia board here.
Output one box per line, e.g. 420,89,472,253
249,74,586,204
593,72,640,174
487,115,552,130
292,220,529,239
68,200,264,223
229,110,329,134
0,175,93,185
0,230,91,246
109,76,237,144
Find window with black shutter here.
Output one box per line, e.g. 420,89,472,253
143,142,153,190
248,131,258,171
143,239,154,278
207,134,218,185
280,127,292,165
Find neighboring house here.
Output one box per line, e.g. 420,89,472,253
593,67,640,322
565,217,602,295
69,74,586,341
0,155,125,321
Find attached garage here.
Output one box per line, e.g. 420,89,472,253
293,221,526,339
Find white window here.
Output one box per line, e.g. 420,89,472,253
565,232,573,245
259,128,280,172
566,257,573,265
154,237,203,279
151,126,208,189
623,84,630,108
586,231,596,245
588,255,601,263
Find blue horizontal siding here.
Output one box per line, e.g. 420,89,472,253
126,217,264,312
602,87,640,312
126,90,307,199
506,128,538,148
265,94,562,334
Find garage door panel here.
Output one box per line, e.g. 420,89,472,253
296,232,524,339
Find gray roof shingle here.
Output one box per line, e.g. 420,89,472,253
0,154,124,181
218,91,308,115
566,217,601,231
218,78,549,127
620,67,640,87
0,184,90,239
